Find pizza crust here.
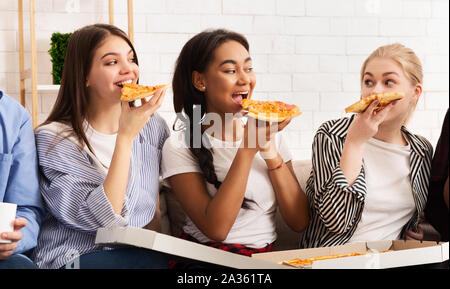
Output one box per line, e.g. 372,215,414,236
345,91,405,114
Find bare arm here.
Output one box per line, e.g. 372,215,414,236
103,90,165,214
340,99,395,185
167,148,258,241
265,154,309,232
103,135,133,214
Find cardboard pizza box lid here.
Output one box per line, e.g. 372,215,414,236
95,226,287,269
252,240,449,269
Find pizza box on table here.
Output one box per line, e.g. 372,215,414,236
95,226,288,269
252,240,449,269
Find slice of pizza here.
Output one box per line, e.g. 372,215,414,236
345,91,405,114
241,99,302,122
281,250,392,268
120,83,170,102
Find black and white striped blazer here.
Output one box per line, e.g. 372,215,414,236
300,115,433,249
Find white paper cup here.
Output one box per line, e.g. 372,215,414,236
0,202,17,243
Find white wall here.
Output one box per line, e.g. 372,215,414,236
1,0,448,160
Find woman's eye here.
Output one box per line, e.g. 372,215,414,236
385,79,395,86
225,69,236,74
364,79,373,86
130,57,136,63
106,60,117,66
246,67,254,72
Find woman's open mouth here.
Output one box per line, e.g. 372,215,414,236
115,79,133,88
232,91,249,105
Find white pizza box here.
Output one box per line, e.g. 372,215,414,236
95,226,288,269
252,240,449,269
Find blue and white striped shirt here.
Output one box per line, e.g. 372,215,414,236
31,114,169,269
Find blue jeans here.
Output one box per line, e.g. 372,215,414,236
62,247,170,269
0,254,38,269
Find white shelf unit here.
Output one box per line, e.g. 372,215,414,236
37,85,60,92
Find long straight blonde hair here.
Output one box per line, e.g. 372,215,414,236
360,43,423,125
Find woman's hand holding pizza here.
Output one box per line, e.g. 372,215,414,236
118,88,166,141
105,87,166,215
241,115,292,156
340,98,396,185
346,98,396,146
239,99,296,154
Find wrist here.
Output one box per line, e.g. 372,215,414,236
344,135,366,149
268,159,284,171
260,149,278,160
265,155,284,170
117,129,134,141
237,147,258,158
259,139,277,159
116,133,134,148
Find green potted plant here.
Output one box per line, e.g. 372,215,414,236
48,32,72,85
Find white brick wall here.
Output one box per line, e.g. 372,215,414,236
1,0,448,161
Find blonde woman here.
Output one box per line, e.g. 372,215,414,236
300,43,433,248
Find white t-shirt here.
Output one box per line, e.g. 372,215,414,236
84,122,117,170
349,136,415,243
161,130,292,249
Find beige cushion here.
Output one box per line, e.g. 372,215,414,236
273,160,312,250
159,159,313,251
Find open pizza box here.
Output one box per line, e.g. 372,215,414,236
252,240,449,269
95,226,288,269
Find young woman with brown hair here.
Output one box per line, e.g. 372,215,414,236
31,24,170,269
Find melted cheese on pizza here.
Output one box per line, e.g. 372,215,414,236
121,83,168,101
241,99,300,119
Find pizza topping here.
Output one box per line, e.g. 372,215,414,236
241,99,302,122
282,250,392,268
345,91,405,113
120,83,169,102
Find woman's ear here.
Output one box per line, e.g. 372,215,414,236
412,83,422,105
192,71,206,92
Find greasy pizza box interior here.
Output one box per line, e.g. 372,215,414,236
252,240,449,269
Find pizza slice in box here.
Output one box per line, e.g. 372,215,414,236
120,83,170,104
241,99,302,122
281,250,392,268
345,91,404,114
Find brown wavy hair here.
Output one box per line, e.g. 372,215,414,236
40,24,138,153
